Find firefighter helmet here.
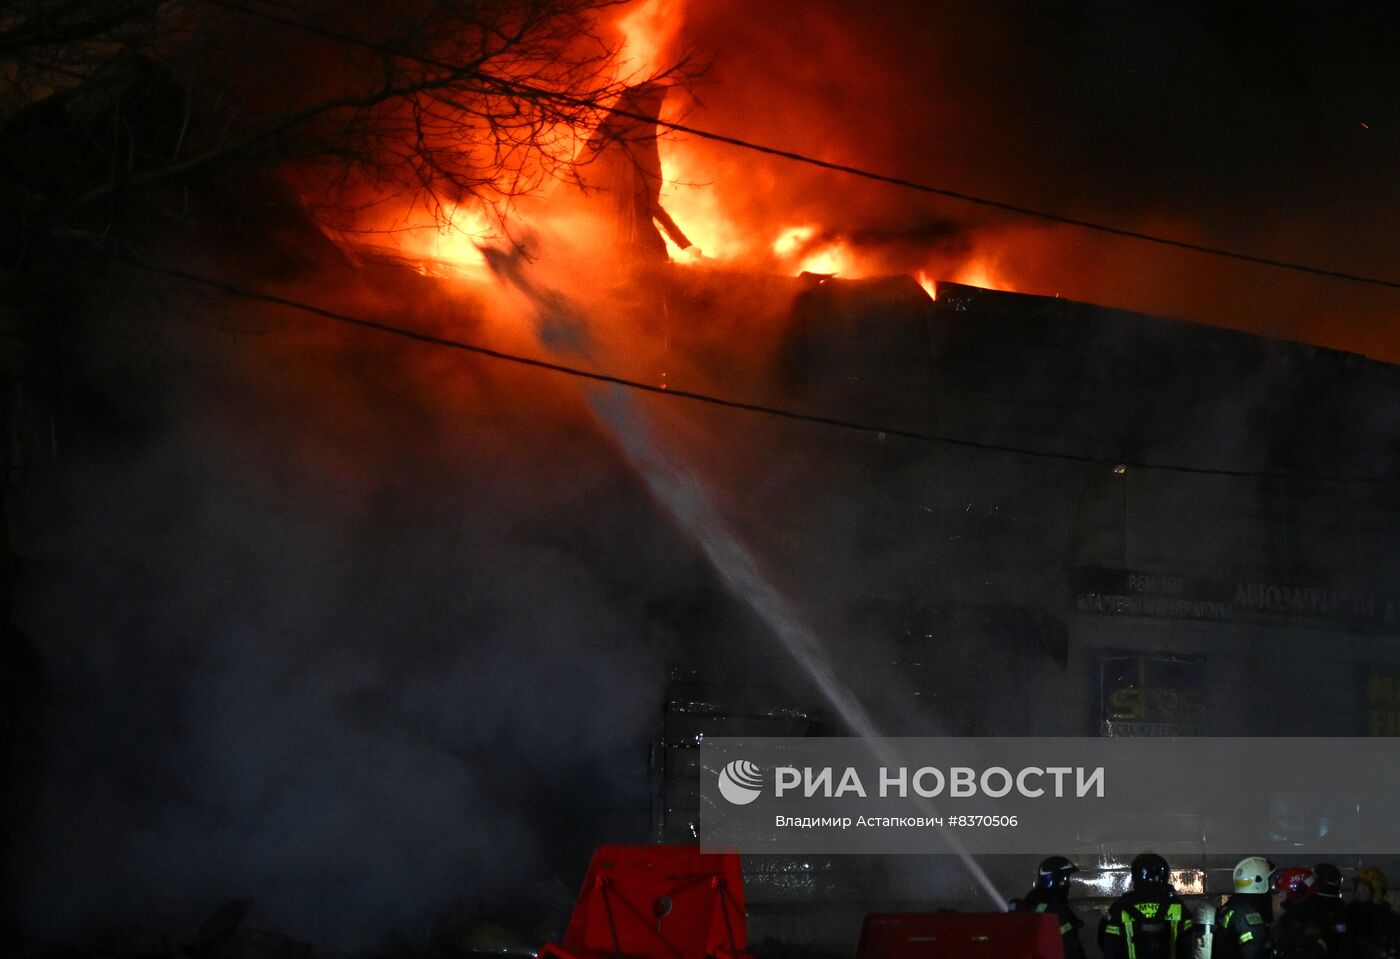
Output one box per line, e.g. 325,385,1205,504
1356,867,1388,900
1131,852,1170,887
1313,863,1344,899
1036,856,1078,889
1275,867,1316,903
1233,856,1275,894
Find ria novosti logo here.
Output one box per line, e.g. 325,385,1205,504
717,759,765,805
716,759,1107,807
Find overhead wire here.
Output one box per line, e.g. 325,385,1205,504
114,252,1400,487
193,0,1400,292
66,2,1400,486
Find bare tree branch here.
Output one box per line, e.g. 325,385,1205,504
0,0,698,263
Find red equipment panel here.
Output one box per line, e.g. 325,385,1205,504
857,912,1065,959
539,845,750,959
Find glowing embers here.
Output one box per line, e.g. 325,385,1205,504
1170,869,1206,896
1076,860,1205,898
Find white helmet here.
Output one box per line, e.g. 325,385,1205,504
1233,856,1274,894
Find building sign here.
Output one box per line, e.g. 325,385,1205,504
1362,669,1400,736
1073,567,1400,635
1100,651,1206,737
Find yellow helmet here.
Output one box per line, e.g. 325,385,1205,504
1356,867,1388,899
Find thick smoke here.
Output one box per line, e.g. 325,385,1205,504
6,215,1016,951
6,258,724,948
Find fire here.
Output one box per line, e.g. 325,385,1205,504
615,0,684,82
797,241,853,276
770,225,855,276
404,202,495,275
773,225,815,257
953,260,1000,290
337,200,495,279
656,146,748,260
314,0,694,285
915,255,1015,295
308,0,1026,313
950,255,1014,292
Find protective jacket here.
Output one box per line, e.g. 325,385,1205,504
1211,894,1271,959
1098,884,1193,959
1013,885,1086,959
1274,900,1331,959
1347,899,1400,959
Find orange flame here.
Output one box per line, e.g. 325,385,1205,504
312,0,1026,306
406,203,494,274
615,0,684,82
916,255,1020,299
797,240,853,276
949,254,1014,292
772,225,815,257
656,145,748,260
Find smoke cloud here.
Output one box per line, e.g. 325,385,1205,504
7,259,717,948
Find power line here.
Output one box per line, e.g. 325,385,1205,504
116,253,1400,487
195,0,1400,293
632,116,1400,292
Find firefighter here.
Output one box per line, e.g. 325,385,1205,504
1348,867,1400,959
1098,852,1192,959
1011,855,1086,959
1211,856,1274,959
1273,867,1327,959
1312,863,1349,953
